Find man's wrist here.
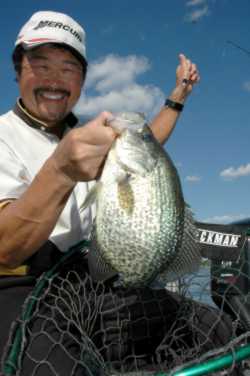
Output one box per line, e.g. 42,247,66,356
45,158,76,189
168,82,191,103
164,98,184,112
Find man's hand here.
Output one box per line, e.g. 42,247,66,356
50,111,116,184
175,53,200,100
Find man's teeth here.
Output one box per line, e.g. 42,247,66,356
41,92,65,100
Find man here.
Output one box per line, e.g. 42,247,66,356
0,11,199,270
0,10,236,376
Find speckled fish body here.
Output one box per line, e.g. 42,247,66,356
86,112,200,288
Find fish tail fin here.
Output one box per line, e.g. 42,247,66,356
180,205,201,273
152,204,201,285
80,182,103,212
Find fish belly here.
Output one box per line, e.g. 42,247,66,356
92,153,185,287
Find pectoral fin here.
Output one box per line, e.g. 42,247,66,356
117,177,134,215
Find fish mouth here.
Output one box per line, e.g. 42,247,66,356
109,112,146,133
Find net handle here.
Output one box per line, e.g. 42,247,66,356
152,343,250,376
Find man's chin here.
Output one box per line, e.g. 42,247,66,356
36,101,69,122
39,110,68,126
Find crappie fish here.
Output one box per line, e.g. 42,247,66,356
83,112,201,288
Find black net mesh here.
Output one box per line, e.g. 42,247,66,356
2,224,250,376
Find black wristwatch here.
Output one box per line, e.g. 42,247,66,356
164,98,184,112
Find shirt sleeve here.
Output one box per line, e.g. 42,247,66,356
0,139,30,200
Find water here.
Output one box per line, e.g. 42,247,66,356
183,265,216,307
163,264,216,307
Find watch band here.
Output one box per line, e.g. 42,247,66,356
164,98,184,112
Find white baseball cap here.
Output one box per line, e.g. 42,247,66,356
15,11,87,62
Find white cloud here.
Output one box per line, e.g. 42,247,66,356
186,0,206,7
75,54,164,118
185,175,201,182
76,84,163,117
243,81,250,92
203,214,250,224
85,55,150,92
185,0,209,23
185,5,209,22
220,163,250,180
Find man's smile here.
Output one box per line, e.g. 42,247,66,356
35,88,70,102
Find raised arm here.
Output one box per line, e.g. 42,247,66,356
150,53,200,144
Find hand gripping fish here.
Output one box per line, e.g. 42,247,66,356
81,112,201,288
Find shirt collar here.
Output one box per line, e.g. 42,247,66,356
13,98,78,136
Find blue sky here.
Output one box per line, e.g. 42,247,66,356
0,0,249,224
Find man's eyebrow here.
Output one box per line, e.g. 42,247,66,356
28,54,81,68
61,59,82,69
28,54,47,60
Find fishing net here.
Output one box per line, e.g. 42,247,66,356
1,224,250,376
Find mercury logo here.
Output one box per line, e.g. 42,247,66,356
198,229,241,247
34,20,82,42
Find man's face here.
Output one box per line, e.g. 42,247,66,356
18,45,84,126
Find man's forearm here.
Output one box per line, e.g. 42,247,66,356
150,53,200,145
150,84,188,144
0,158,75,268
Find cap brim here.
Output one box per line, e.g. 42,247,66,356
21,38,65,49
19,39,88,67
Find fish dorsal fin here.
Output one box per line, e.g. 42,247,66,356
80,182,103,212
